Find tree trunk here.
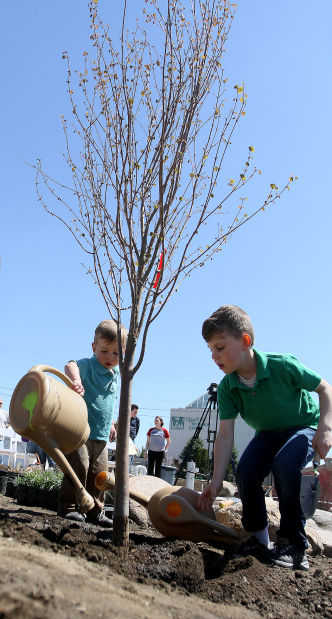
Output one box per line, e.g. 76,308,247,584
112,340,134,545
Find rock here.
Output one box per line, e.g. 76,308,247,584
215,501,246,542
221,481,238,497
127,475,172,505
215,497,326,554
311,508,332,529
215,498,281,543
129,498,150,527
307,510,332,557
305,526,324,555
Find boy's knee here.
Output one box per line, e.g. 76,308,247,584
272,454,299,481
236,457,268,490
235,460,252,486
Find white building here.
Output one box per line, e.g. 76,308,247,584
168,389,255,464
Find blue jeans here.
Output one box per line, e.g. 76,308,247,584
236,426,316,549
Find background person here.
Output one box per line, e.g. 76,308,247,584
129,404,140,472
0,398,10,465
129,404,140,442
25,440,56,468
0,398,9,429
144,416,170,477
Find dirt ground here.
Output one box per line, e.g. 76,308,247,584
0,494,331,619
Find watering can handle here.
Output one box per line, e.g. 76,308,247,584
29,365,74,390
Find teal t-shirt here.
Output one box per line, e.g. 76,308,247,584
218,349,321,432
76,354,119,440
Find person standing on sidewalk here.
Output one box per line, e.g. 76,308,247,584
129,404,140,472
129,404,140,443
144,416,170,477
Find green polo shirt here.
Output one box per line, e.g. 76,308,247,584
76,354,119,441
218,349,321,432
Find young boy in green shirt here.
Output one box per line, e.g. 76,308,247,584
58,319,127,526
198,305,332,570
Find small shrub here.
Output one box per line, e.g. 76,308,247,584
17,468,63,491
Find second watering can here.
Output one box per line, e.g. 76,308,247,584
9,364,94,512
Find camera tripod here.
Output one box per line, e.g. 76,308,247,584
174,383,219,484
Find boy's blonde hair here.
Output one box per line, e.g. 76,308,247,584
202,305,255,344
94,320,128,349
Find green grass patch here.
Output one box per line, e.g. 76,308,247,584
17,468,63,491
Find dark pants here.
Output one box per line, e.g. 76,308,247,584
58,439,108,517
147,450,164,477
236,427,315,549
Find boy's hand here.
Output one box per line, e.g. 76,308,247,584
109,424,117,442
197,479,222,513
71,380,84,396
312,429,332,460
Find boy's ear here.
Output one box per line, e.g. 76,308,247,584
242,333,252,349
92,341,96,353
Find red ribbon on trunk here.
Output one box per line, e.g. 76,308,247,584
153,252,164,289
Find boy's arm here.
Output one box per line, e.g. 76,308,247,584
64,362,85,396
109,422,116,442
163,428,171,451
313,379,332,459
197,418,235,512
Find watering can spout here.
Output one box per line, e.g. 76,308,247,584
35,434,95,513
95,471,239,541
9,364,94,513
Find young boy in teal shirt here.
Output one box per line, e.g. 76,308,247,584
58,319,127,526
198,305,332,570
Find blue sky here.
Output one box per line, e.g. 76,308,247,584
1,1,331,455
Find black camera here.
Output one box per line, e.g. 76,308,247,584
207,382,218,401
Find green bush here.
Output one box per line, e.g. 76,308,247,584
17,468,63,491
179,438,209,475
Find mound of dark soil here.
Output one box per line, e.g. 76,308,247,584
0,495,331,618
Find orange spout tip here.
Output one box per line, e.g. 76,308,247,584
95,470,113,491
165,501,182,518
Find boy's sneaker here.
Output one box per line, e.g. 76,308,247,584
272,538,309,570
86,510,113,528
59,510,85,523
233,536,273,563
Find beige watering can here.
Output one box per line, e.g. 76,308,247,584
95,471,239,542
9,364,94,513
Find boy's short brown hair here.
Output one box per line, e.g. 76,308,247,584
202,305,255,344
94,320,128,349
